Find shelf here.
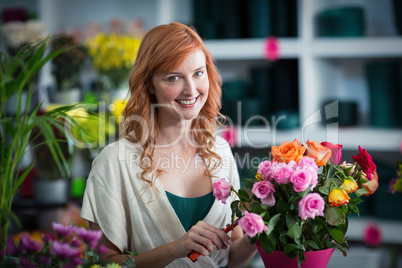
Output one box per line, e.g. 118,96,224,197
205,37,402,60
233,126,401,151
204,38,301,60
347,217,402,244
312,37,402,58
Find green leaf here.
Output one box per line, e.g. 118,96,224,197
329,228,346,243
267,213,281,235
259,233,276,254
238,189,251,202
245,178,255,188
284,244,298,255
276,200,288,213
305,240,319,250
287,224,302,241
355,188,369,197
325,206,346,226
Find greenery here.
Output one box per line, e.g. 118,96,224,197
0,38,97,256
225,140,378,267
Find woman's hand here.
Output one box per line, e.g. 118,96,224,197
172,221,233,258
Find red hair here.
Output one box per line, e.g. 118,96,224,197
122,22,223,189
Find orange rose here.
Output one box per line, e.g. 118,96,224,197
362,171,379,196
305,140,332,166
328,188,350,207
341,178,358,193
271,139,306,164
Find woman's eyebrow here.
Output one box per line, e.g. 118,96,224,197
162,66,206,76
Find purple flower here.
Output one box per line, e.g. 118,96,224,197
71,256,84,266
298,193,325,221
258,160,272,180
238,211,267,237
5,237,16,256
41,233,53,243
75,227,103,249
52,222,74,238
19,257,35,268
40,256,51,265
97,244,108,255
212,178,232,204
19,233,42,253
71,237,82,247
271,161,293,184
291,169,312,192
297,156,318,171
389,178,397,193
51,241,81,259
252,180,276,207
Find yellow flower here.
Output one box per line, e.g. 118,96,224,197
341,178,358,193
86,33,141,73
255,173,263,181
329,188,350,207
111,99,127,124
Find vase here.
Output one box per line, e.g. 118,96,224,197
256,242,334,268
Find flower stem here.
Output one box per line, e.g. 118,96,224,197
231,187,251,213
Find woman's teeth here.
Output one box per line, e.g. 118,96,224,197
176,98,196,105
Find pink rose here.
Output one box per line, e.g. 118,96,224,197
298,193,325,221
353,146,377,180
363,223,382,247
238,211,267,237
290,169,313,192
321,142,343,165
297,156,318,171
258,160,272,180
271,162,293,184
252,180,276,207
213,178,232,204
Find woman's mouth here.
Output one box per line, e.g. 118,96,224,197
175,96,199,107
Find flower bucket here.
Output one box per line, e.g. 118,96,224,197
256,242,334,268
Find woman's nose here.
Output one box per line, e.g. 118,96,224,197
183,78,197,95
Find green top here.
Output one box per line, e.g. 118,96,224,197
166,191,215,232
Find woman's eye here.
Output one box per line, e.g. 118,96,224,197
194,71,203,77
168,76,179,82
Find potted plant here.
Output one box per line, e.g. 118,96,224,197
0,38,97,257
50,35,87,104
212,139,379,268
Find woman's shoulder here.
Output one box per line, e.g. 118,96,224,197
214,135,232,156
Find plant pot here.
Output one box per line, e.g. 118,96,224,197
256,242,334,268
33,179,70,205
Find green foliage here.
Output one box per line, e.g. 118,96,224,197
229,153,376,268
0,38,98,256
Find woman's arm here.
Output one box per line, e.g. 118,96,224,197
227,225,257,268
90,221,232,268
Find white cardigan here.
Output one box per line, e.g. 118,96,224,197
81,136,240,267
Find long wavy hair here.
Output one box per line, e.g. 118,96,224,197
122,22,224,192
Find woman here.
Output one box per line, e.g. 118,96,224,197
81,22,257,267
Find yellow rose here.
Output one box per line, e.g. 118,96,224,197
329,188,350,207
341,178,358,193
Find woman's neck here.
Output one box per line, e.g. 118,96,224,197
155,118,193,150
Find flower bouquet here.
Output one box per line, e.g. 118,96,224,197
2,222,136,267
86,32,141,91
213,139,379,267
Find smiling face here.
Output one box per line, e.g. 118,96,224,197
151,50,209,124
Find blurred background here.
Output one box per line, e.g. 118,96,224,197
1,0,402,267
